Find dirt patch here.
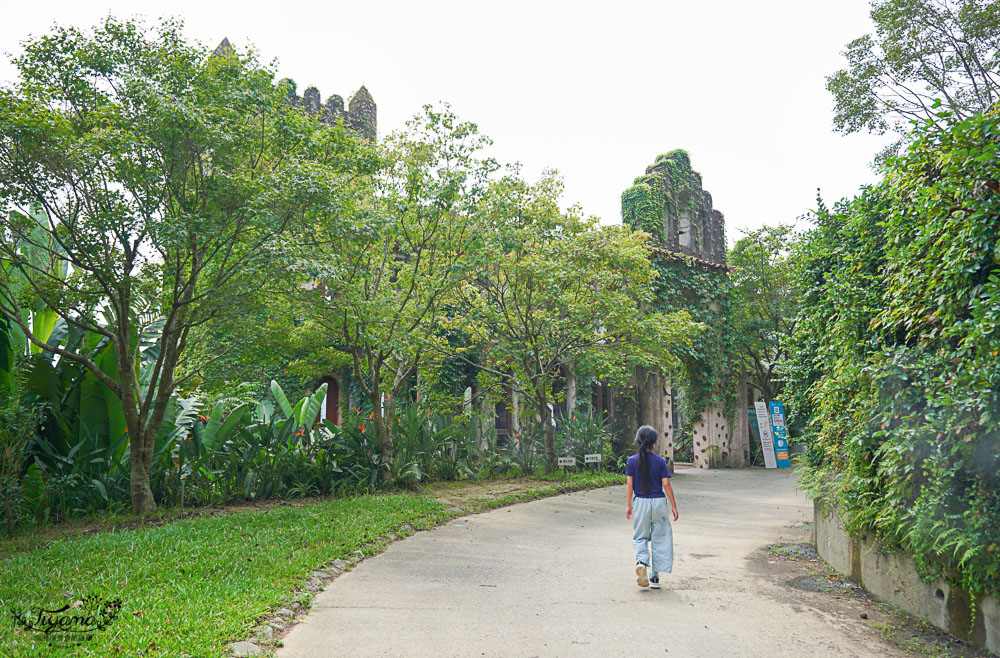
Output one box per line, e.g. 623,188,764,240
419,477,560,508
751,527,989,657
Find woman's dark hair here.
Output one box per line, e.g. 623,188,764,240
634,425,658,495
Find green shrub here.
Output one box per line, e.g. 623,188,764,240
788,106,1000,599
0,388,38,535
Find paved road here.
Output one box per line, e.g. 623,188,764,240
278,468,904,657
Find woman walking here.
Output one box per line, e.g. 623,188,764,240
626,425,678,588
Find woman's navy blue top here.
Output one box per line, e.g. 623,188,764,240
626,453,671,498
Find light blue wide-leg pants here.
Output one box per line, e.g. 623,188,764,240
632,496,674,575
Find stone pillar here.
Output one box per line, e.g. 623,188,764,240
663,379,674,470
692,406,731,469
636,369,676,469
612,376,637,457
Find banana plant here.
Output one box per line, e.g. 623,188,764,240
269,379,327,444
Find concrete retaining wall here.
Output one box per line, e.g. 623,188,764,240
815,506,999,655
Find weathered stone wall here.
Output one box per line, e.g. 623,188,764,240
692,406,731,469
285,84,377,142
815,505,1000,655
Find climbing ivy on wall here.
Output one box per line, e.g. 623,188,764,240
622,150,705,245
621,178,665,239
651,256,738,424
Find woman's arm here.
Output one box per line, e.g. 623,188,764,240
663,478,679,521
626,475,634,519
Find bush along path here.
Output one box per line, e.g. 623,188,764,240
0,471,621,657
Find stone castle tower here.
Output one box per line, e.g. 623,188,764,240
621,149,725,265
214,38,377,142
286,82,377,143
617,151,746,471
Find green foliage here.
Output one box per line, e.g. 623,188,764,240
554,409,610,467
463,170,695,470
827,0,1000,150
288,103,494,478
649,257,733,422
621,181,666,238
788,107,1000,599
0,386,38,535
0,16,361,513
728,225,799,401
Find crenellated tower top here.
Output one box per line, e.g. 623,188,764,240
621,150,726,267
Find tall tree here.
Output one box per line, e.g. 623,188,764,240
827,0,1000,147
289,105,494,480
460,171,694,470
728,224,798,402
0,18,350,512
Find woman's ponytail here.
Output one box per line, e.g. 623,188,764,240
634,425,658,495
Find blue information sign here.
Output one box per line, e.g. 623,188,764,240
769,401,792,468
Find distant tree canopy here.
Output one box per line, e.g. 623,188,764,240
827,0,1000,145
728,225,798,403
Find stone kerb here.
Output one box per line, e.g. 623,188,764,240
815,504,1000,654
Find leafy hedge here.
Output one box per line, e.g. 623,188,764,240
787,106,1000,599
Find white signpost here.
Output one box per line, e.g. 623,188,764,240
557,457,575,467
754,401,778,469
584,454,602,464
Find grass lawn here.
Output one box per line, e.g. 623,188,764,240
0,471,622,657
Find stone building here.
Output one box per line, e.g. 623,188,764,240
615,150,750,470
214,37,377,425
287,83,377,143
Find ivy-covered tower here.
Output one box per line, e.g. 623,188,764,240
618,151,748,470
622,149,726,265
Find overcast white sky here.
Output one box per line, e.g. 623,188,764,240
1,0,895,244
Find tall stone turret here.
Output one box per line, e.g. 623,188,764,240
346,86,377,142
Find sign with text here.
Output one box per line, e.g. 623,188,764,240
584,454,602,463
754,401,778,469
557,457,575,467
769,401,792,468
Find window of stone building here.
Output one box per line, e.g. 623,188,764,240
495,399,512,446
678,212,691,247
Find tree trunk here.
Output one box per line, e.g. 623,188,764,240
129,432,156,514
539,395,555,471
565,364,576,417
511,390,521,452
373,397,394,483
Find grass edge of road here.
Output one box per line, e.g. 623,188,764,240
1,471,623,657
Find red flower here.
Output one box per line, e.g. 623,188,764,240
359,424,365,432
